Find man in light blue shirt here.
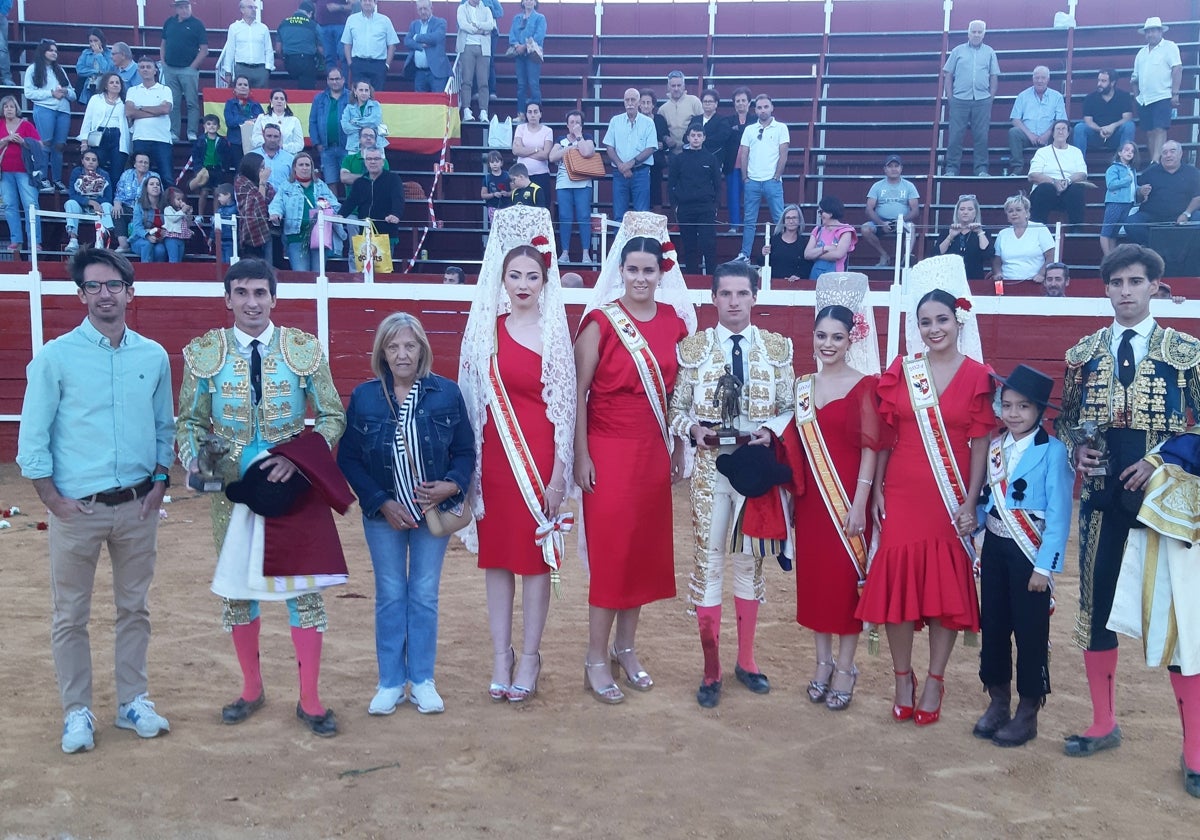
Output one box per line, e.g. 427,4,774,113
1008,65,1067,175
17,248,175,755
603,88,658,220
340,0,399,91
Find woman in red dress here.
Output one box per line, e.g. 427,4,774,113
460,210,577,706
575,236,688,704
857,288,994,725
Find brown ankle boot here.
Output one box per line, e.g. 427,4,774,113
993,694,1042,747
973,684,1012,739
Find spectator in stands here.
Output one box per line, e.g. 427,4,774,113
0,0,13,86
659,71,703,158
188,114,236,219
129,175,172,263
508,162,546,209
341,147,406,242
464,0,504,99
341,81,385,154
111,43,138,89
670,123,721,275
481,149,510,223
549,110,595,263
639,89,670,208
268,152,341,271
1126,140,1200,273
804,195,856,279
443,266,465,284
1028,120,1089,227
1072,69,1135,157
761,203,811,283
112,152,159,254
340,126,390,188
688,89,731,167
512,102,552,195
1041,262,1070,297
310,67,348,184
604,88,658,220
315,0,352,74
560,271,584,289
992,193,1055,284
942,19,1000,177
24,38,76,193
125,56,174,188
735,93,789,262
78,72,130,194
509,0,546,117
234,152,275,261
75,28,114,108
938,194,992,280
224,76,263,158
404,0,452,94
456,0,496,122
726,86,753,233
250,124,295,199
1131,17,1182,164
252,89,305,155
214,183,237,263
160,1,207,144
220,2,275,89
0,94,43,254
1102,141,1139,256
1156,282,1186,304
1008,66,1066,176
276,1,324,91
860,155,920,267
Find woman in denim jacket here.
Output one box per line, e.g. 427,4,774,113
338,313,475,717
268,152,340,271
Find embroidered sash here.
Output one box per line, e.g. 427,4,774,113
600,302,672,453
903,355,977,563
794,375,868,584
986,436,1044,564
487,351,573,589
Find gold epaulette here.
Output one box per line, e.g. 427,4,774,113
1159,328,1200,371
759,329,793,366
1065,330,1106,369
181,328,229,379
280,327,324,377
676,329,713,368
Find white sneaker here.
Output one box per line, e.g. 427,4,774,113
115,693,170,738
368,685,405,716
580,251,592,263
479,110,489,122
558,250,570,263
462,107,475,122
409,679,444,714
62,707,96,754
64,237,79,254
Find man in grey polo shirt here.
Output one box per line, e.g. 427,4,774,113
942,19,999,177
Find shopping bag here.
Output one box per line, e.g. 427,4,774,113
487,115,513,149
350,220,394,277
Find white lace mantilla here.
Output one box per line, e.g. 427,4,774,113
904,254,984,363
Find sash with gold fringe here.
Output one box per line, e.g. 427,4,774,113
794,375,868,585
986,436,1044,564
487,351,573,594
600,302,672,453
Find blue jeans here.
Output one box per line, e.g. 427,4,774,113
1072,120,1135,156
134,239,168,262
362,515,451,688
64,199,114,234
740,177,784,256
514,55,542,115
321,25,346,72
287,240,322,271
726,169,743,227
611,166,650,221
557,186,591,254
33,106,70,182
319,146,345,185
1,171,41,246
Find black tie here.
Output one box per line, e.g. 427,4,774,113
730,334,744,385
1117,329,1136,388
250,339,262,405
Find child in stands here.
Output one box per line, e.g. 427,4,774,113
481,150,510,223
509,163,545,209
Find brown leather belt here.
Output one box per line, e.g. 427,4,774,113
90,479,153,507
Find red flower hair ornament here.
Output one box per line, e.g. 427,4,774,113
954,296,972,324
531,235,553,269
659,240,677,273
849,312,870,343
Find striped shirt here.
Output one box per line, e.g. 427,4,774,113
390,383,426,520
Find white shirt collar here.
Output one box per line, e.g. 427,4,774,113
1110,315,1154,340
715,323,751,346
233,323,274,349
1003,430,1036,456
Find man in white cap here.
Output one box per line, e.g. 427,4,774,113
1131,16,1182,163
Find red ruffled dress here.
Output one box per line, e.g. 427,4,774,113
477,317,556,576
579,303,687,609
855,355,995,632
778,376,884,634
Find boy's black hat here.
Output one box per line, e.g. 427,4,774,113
993,364,1059,411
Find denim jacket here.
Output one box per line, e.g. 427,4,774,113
268,179,340,236
337,373,475,518
340,100,383,153
308,89,348,149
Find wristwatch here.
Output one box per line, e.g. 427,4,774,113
152,472,170,487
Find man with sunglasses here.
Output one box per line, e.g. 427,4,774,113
735,94,789,262
17,248,174,754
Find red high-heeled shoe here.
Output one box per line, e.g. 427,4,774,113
914,672,945,726
892,669,918,721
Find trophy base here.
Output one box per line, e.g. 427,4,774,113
704,431,751,447
1085,466,1109,478
188,474,226,493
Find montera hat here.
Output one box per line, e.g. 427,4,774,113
716,444,793,498
226,460,312,517
1138,17,1168,33
992,364,1059,411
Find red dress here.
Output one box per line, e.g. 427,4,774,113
855,356,995,632
780,376,883,634
477,317,556,575
580,303,687,609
